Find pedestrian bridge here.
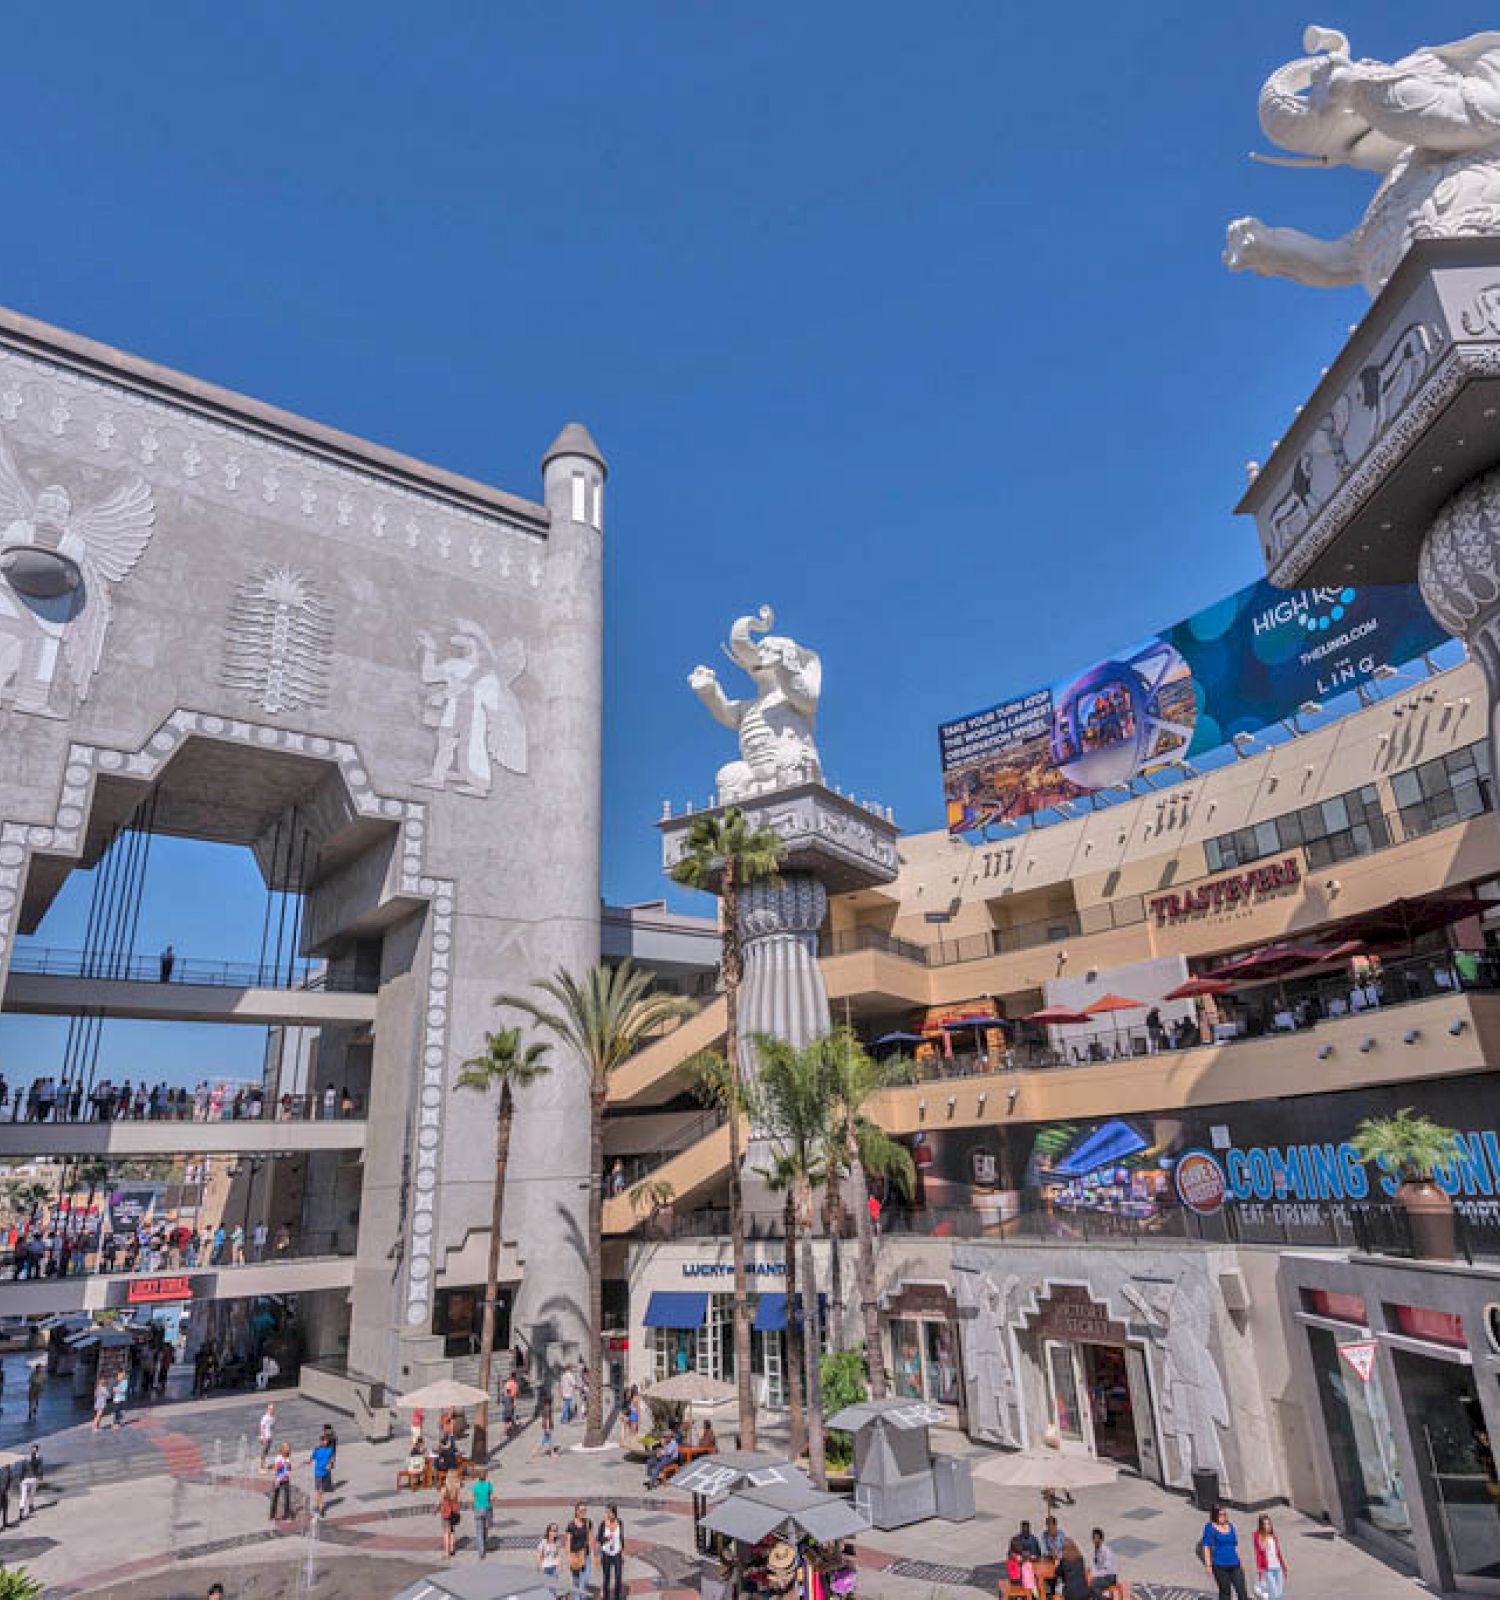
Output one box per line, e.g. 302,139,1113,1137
0,1116,367,1160
2,1255,355,1318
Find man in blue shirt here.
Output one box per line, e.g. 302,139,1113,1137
1200,1505,1249,1600
310,1437,335,1517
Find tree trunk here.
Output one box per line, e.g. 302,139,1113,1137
584,1083,606,1448
722,864,757,1450
825,1184,846,1350
799,1187,827,1490
473,1088,513,1462
849,1143,886,1398
783,1192,806,1457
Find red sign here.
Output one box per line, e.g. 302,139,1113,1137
1174,1151,1227,1215
1392,1304,1467,1349
126,1275,193,1305
1305,1289,1368,1324
1149,858,1301,925
1339,1341,1378,1384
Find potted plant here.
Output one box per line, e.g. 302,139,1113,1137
1352,1108,1462,1260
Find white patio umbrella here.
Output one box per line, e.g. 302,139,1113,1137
646,1372,737,1407
972,1449,1118,1491
392,1378,492,1411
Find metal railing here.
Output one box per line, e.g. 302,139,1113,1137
6,946,377,993
4,1086,362,1124
610,1106,728,1191
3,1231,353,1280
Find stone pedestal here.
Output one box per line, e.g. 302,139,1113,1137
1239,238,1500,780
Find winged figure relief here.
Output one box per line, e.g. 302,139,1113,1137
0,436,156,719
415,620,528,797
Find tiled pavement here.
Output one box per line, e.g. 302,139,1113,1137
0,1363,1442,1599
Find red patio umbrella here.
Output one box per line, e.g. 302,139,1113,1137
1085,991,1145,1053
1023,1004,1093,1025
1339,894,1488,949
1163,975,1237,1000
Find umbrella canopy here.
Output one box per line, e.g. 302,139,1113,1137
971,1449,1119,1491
392,1378,492,1411
1084,993,1143,1015
646,1371,737,1407
1342,893,1488,946
393,1563,561,1600
872,1031,927,1047
1023,1005,1093,1026
699,1482,869,1546
1162,975,1237,1000
1215,943,1331,980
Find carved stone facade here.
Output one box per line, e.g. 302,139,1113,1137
0,307,605,1385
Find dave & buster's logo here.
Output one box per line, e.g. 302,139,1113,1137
1174,1150,1227,1216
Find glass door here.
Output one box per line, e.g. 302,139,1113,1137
1045,1339,1092,1454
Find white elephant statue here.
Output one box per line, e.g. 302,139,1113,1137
1225,26,1500,295
689,605,823,804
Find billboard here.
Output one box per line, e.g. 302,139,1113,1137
940,578,1447,833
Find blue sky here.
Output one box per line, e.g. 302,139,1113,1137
0,3,1490,1082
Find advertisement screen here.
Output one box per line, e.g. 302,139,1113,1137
895,1073,1500,1245
940,579,1446,833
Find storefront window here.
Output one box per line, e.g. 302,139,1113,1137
925,1322,959,1405
1394,1348,1500,1584
886,1316,961,1406
1307,1326,1412,1548
652,1295,736,1385
891,1318,925,1399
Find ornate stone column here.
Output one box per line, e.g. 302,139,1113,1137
738,874,831,1065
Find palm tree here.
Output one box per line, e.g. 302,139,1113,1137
457,1026,552,1460
752,1031,835,1489
500,960,693,1448
73,1159,110,1270
670,808,784,1451
762,1151,808,1459
685,1047,760,1448
821,1029,916,1398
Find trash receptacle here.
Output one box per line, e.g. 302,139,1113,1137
932,1455,975,1522
1192,1467,1220,1512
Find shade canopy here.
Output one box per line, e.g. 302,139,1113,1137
753,1293,826,1333
1340,894,1487,945
825,1397,945,1432
1084,993,1143,1014
646,1371,736,1407
673,1452,811,1499
1162,976,1237,1000
1215,943,1331,979
942,1015,1006,1030
393,1562,562,1600
872,1031,927,1047
1023,1005,1093,1026
699,1481,869,1546
642,1291,709,1330
392,1378,492,1412
971,1449,1119,1491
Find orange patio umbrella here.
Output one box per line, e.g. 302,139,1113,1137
1085,992,1145,1052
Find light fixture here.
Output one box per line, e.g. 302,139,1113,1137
1359,1038,1375,1054
1006,1086,1020,1107
917,1098,927,1117
1449,1019,1468,1037
1317,1045,1334,1060
1403,1029,1421,1045
946,1094,957,1116
976,1091,988,1109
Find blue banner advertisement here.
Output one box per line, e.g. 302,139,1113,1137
940,578,1447,833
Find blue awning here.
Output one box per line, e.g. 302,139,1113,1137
754,1293,827,1333
642,1291,710,1330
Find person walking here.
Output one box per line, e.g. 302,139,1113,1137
534,1391,557,1458
26,1361,44,1424
111,1368,129,1428
598,1503,625,1600
438,1470,461,1559
471,1469,494,1559
559,1363,577,1426
231,1223,246,1266
322,1084,337,1121
0,1464,10,1530
268,1442,293,1522
1253,1513,1288,1600
310,1432,335,1517
537,1521,562,1582
1201,1504,1250,1600
92,1378,110,1431
17,1452,38,1521
565,1501,593,1599
252,1220,269,1262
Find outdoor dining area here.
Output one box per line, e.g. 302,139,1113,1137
870,893,1500,1077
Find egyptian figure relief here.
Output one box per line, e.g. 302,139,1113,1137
0,436,156,719
416,621,528,797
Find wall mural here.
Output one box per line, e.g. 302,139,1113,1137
221,565,334,714
953,1266,1022,1447
0,435,156,719
416,621,528,797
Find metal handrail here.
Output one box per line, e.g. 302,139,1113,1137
5,946,377,993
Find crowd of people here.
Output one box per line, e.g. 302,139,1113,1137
6,1215,297,1279
0,1074,360,1123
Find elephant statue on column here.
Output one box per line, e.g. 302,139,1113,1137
689,605,823,803
1225,26,1500,295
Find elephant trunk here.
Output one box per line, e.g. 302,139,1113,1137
1258,28,1404,172
728,605,774,670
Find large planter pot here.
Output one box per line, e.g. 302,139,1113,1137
1400,1180,1457,1261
